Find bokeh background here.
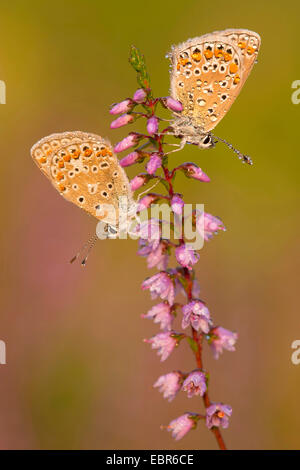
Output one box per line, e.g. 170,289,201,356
0,0,299,450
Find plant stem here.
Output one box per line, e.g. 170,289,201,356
158,130,227,451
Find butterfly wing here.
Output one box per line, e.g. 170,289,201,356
31,131,134,224
169,29,260,132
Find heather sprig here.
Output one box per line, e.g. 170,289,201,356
109,46,238,450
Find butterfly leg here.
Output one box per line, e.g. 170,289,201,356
164,137,187,155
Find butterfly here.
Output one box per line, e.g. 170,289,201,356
31,131,139,263
166,29,261,163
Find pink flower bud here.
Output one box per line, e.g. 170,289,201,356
119,151,140,167
165,97,183,112
109,99,133,115
178,163,210,182
130,173,149,191
137,193,159,212
171,194,184,215
147,116,158,135
114,133,139,153
133,88,147,103
146,153,161,175
110,113,133,129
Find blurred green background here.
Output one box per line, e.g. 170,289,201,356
0,0,299,450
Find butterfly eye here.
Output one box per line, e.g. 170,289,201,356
203,136,211,145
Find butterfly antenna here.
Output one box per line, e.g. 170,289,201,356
137,180,160,202
81,235,98,267
212,135,253,165
70,234,98,265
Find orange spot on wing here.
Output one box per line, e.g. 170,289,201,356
101,149,108,157
39,157,47,164
191,52,202,62
58,184,66,192
214,48,223,58
238,41,246,49
179,58,189,66
223,52,232,62
229,63,238,74
72,150,80,159
247,46,255,55
84,149,92,157
58,161,65,168
204,49,213,59
56,172,64,181
233,74,240,84
63,154,71,162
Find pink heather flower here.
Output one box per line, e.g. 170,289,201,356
145,331,177,361
146,153,162,175
110,99,133,115
130,174,149,191
206,403,232,429
142,272,175,305
138,240,169,270
165,97,183,112
182,371,207,398
175,244,199,270
137,193,159,212
182,300,212,333
171,194,184,215
154,372,182,401
119,151,140,167
137,219,161,245
141,302,173,330
133,88,147,103
110,113,133,129
196,211,226,241
114,133,139,153
209,327,238,359
147,116,159,135
167,413,194,440
147,243,169,270
179,163,210,182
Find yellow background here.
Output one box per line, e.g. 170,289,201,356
0,0,299,449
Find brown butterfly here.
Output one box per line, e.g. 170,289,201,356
31,131,138,263
166,29,261,163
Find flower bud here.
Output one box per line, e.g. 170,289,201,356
114,133,139,153
110,113,133,129
147,116,158,135
110,99,133,115
164,97,183,112
130,173,151,191
171,194,184,215
119,151,140,167
177,162,210,182
133,88,147,103
146,153,162,175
